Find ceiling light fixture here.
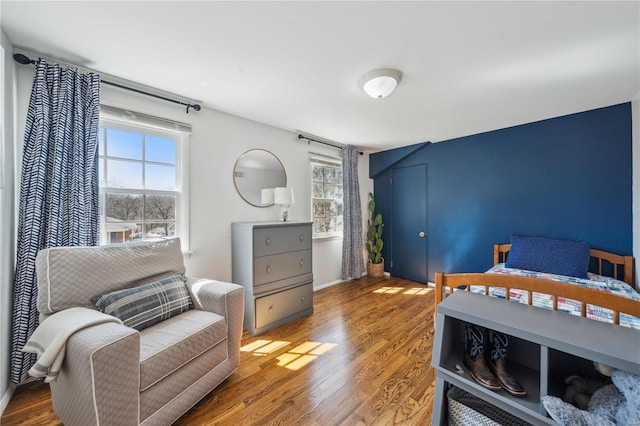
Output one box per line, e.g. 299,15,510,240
358,69,402,99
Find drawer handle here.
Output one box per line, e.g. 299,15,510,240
299,234,304,241
268,305,273,312
299,259,304,266
266,238,271,245
301,296,305,302
266,266,271,273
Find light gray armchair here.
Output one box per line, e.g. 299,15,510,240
34,238,244,425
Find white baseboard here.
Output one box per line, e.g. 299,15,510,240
0,383,16,417
313,279,346,291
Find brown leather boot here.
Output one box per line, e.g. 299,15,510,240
463,325,500,390
488,330,527,396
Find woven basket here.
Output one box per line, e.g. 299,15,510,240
447,386,532,426
367,259,384,277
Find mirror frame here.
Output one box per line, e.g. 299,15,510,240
233,149,287,207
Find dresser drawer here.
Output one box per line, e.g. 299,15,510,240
253,225,311,257
255,283,313,329
253,249,312,286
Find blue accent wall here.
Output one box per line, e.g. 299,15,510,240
371,103,632,281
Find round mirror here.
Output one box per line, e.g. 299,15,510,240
233,149,286,207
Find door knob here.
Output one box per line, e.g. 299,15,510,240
419,231,426,238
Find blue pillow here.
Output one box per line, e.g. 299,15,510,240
505,235,590,279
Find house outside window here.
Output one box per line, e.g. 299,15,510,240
99,106,190,251
311,154,343,237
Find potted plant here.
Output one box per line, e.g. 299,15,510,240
366,192,384,277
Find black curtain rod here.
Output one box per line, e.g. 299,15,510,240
298,134,363,155
13,53,201,114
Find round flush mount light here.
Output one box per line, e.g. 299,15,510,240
358,68,402,99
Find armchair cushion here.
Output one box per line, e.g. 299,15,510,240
92,274,193,331
139,309,227,391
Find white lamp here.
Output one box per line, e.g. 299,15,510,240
358,69,402,99
274,187,294,221
261,188,275,205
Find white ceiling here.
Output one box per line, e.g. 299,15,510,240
2,1,639,151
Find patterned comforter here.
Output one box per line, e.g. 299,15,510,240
465,264,640,330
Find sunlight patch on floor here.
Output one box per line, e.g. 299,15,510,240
404,287,433,295
277,341,338,370
241,339,290,356
374,287,405,294
374,286,432,295
241,339,337,369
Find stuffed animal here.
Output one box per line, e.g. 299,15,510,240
542,367,640,426
562,374,610,410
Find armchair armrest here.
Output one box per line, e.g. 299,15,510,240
185,277,245,367
51,322,140,426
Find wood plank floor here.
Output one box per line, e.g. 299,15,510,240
2,275,437,425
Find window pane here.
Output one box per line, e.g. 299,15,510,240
99,127,105,156
145,195,176,220
311,163,343,236
328,201,337,216
327,218,336,233
99,119,187,248
323,184,336,199
145,163,176,190
106,222,140,244
145,222,175,238
313,219,326,234
312,166,323,182
99,158,105,187
105,193,143,221
325,168,337,183
146,135,176,164
312,182,323,198
106,129,143,160
106,159,143,188
313,200,325,217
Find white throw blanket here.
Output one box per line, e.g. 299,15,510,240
22,307,122,382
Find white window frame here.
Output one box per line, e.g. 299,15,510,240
98,110,190,253
310,153,343,239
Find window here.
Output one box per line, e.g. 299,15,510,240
311,155,343,237
98,107,190,250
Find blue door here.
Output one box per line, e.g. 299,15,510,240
390,164,428,282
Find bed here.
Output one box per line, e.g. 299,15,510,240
434,242,640,329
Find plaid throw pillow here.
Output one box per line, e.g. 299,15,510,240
92,274,193,331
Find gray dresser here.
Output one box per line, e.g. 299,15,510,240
232,221,314,335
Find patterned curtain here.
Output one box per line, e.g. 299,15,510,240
10,59,101,383
341,146,365,280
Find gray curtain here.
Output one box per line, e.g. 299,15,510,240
341,146,364,279
10,59,101,383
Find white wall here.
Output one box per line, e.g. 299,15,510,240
0,30,17,414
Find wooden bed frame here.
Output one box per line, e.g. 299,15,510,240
435,245,639,325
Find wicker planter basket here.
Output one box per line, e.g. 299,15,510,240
367,259,384,277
